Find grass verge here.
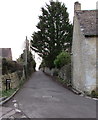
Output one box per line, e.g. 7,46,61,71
0,88,17,98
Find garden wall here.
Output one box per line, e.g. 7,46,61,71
43,64,71,85
1,71,23,91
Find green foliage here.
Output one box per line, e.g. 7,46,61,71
1,88,17,97
18,78,25,88
58,77,67,85
53,70,59,76
2,58,23,75
91,90,98,98
54,51,71,68
31,0,73,69
17,50,36,77
27,52,36,75
17,71,23,79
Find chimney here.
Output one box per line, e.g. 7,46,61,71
74,1,81,12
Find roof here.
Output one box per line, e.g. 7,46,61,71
0,48,12,60
76,10,98,36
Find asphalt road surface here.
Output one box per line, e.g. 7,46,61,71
3,71,96,118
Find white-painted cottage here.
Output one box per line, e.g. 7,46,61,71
72,2,98,93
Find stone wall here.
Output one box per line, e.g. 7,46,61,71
58,64,71,84
44,67,57,76
43,64,71,85
1,71,22,91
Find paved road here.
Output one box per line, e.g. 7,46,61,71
3,71,96,118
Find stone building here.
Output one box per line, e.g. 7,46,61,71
0,48,12,60
72,2,98,93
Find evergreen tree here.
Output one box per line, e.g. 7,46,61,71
31,0,73,68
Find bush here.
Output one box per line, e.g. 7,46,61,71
17,71,23,79
91,90,98,98
53,69,59,76
54,51,71,69
2,58,23,75
17,50,36,77
1,88,17,97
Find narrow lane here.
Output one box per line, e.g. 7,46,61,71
3,71,96,118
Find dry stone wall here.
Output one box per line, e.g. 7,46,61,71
43,64,71,85
1,72,21,91
58,64,71,84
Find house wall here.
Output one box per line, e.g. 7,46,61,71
72,14,97,93
83,37,97,92
97,38,98,90
72,15,85,91
72,14,86,93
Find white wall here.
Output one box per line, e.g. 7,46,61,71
72,14,85,92
83,37,96,92
72,14,97,93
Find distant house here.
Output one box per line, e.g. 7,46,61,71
0,48,12,60
72,2,98,93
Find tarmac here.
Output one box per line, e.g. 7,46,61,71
1,71,97,119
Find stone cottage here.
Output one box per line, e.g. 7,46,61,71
0,48,12,60
72,2,98,93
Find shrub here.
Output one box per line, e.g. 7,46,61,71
91,90,98,98
17,50,36,77
53,70,59,76
2,58,23,75
54,51,71,69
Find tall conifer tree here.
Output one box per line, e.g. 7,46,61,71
31,0,73,68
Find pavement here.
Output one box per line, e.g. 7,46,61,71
0,103,29,119
2,71,97,118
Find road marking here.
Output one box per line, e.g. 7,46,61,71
14,103,18,108
42,96,53,98
12,100,17,103
15,109,21,113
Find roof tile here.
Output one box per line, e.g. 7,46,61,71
76,10,98,36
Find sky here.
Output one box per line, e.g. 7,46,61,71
0,0,97,69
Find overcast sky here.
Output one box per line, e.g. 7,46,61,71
0,0,97,62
